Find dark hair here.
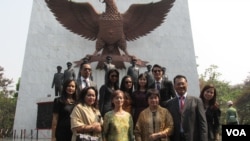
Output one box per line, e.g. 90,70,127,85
60,79,77,102
146,89,160,100
106,69,120,89
111,90,125,108
173,75,187,84
82,57,89,63
199,84,219,109
136,73,148,91
80,63,91,70
120,75,134,94
78,63,91,77
151,64,162,72
78,86,98,108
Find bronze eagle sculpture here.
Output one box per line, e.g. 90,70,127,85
45,0,175,69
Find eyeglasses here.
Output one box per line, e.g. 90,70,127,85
83,68,92,71
125,81,132,84
111,75,118,78
153,70,161,73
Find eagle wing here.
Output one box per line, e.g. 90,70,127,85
122,0,175,41
45,0,100,40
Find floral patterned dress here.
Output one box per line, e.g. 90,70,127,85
103,110,134,141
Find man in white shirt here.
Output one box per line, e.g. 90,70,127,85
76,63,97,99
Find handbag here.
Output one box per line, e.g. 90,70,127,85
76,134,99,141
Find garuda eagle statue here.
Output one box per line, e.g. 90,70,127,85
45,0,175,68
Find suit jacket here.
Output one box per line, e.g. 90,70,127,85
165,95,208,141
149,80,176,107
76,77,97,99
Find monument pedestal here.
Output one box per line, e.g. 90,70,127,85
14,0,199,138
36,97,53,139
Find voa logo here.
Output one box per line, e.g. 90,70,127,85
226,129,246,136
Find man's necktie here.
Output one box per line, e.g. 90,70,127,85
180,96,185,111
179,96,185,133
156,82,161,91
83,79,89,87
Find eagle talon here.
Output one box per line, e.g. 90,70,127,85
46,0,176,68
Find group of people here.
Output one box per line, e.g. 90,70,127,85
51,61,226,141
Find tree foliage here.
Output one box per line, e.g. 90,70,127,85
14,78,20,97
0,66,14,97
0,66,17,134
199,64,250,124
234,75,250,124
0,96,16,129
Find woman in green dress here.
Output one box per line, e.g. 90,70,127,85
103,90,134,141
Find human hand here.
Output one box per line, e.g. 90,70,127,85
92,122,102,132
149,133,158,141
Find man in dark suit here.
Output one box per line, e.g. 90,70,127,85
165,75,208,141
149,64,175,107
76,63,97,99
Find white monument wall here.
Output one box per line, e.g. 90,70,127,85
14,0,199,138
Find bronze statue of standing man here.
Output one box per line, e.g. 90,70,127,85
127,58,139,90
51,66,63,96
63,62,76,82
104,56,116,83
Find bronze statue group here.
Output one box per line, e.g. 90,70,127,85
51,59,221,141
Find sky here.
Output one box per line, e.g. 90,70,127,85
0,0,250,86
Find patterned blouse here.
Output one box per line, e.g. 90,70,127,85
134,106,174,141
103,110,134,141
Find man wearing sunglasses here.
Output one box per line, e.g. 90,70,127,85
149,64,176,107
76,63,98,99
